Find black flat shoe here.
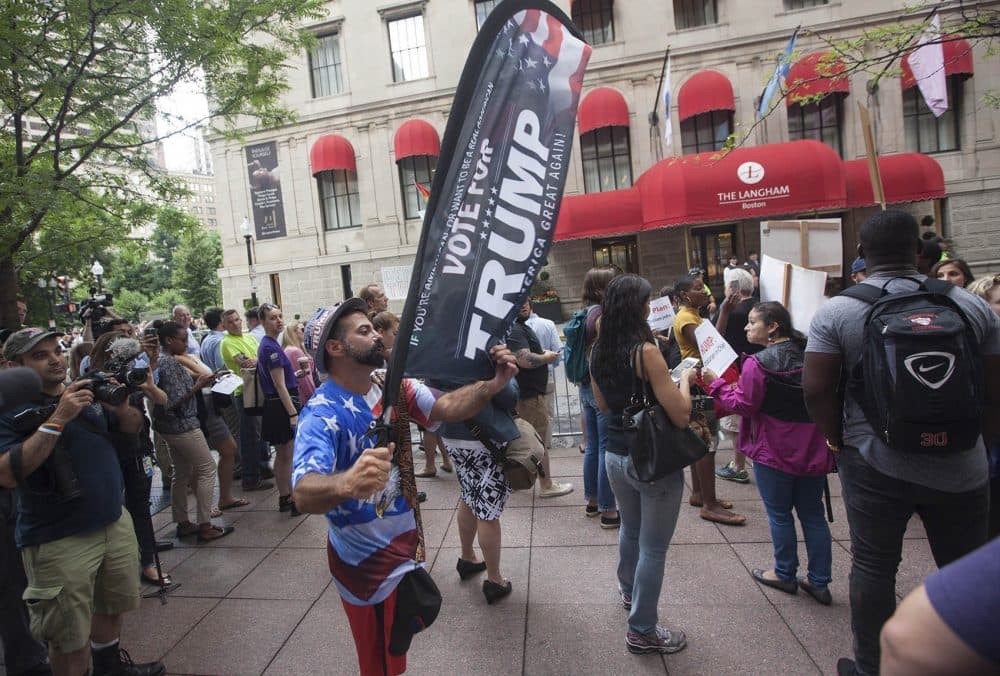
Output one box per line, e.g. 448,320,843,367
751,568,797,594
417,491,427,503
456,558,487,580
482,578,512,604
154,540,174,552
798,578,833,605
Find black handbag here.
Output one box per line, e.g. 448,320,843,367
623,344,709,482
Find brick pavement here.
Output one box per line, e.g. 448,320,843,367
91,439,941,676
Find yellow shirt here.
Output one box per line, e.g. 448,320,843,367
673,305,703,360
220,333,260,395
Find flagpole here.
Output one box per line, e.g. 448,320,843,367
648,46,670,160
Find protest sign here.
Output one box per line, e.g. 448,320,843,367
647,295,675,332
695,321,738,376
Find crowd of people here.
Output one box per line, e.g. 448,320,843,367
0,211,998,676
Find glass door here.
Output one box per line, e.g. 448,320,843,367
591,236,638,274
690,225,736,291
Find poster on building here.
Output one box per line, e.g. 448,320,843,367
387,0,591,392
244,141,287,240
381,265,413,300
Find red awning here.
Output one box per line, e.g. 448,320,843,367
578,87,630,135
637,140,847,228
309,134,356,175
393,119,440,161
677,70,735,121
844,154,945,207
900,37,974,89
554,187,641,241
787,51,849,104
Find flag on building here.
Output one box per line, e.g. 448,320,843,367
907,12,948,117
386,0,591,397
663,51,672,148
414,181,430,201
758,28,799,118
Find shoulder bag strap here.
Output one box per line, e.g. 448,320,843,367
634,343,655,406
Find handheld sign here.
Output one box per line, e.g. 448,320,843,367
694,321,738,376
647,295,676,332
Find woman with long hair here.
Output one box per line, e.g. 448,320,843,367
930,258,974,288
282,318,317,403
967,275,1000,538
702,301,835,604
257,304,302,516
591,274,696,655
672,275,745,526
578,267,619,527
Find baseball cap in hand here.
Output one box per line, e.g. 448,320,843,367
303,298,368,374
3,328,64,362
851,257,866,275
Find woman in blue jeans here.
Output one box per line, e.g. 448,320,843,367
702,301,835,604
591,274,696,656
578,267,619,528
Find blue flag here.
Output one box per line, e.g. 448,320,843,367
758,28,799,118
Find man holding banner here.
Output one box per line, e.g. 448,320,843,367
292,299,518,675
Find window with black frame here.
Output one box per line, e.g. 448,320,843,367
398,155,436,220
309,33,344,98
784,0,828,9
673,0,717,29
581,126,633,193
474,0,501,30
571,0,614,46
903,77,962,153
388,14,429,82
787,94,844,156
681,110,733,154
317,169,361,230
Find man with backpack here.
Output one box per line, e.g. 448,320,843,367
803,210,1000,676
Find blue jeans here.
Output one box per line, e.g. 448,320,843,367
580,383,615,512
605,452,683,635
753,462,832,589
836,446,988,676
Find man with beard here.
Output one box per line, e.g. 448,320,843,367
292,299,518,676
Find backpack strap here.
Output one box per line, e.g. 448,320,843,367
922,278,954,295
838,283,883,305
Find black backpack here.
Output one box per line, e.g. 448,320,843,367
840,277,983,453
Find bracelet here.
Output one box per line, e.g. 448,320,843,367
38,424,63,436
826,439,842,453
288,412,298,418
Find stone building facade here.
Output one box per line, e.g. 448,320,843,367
212,0,999,319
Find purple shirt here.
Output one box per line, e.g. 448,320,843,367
257,335,298,396
708,356,833,476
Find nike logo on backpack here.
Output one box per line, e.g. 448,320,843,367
904,352,956,390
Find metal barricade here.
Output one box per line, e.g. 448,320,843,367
549,362,582,444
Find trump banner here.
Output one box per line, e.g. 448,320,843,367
390,0,590,393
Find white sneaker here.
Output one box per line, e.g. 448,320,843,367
538,481,573,498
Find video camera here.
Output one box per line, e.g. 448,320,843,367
83,367,148,406
78,291,114,323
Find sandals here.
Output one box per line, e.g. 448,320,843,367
699,508,747,526
440,463,454,473
176,522,199,539
141,570,173,588
483,578,512,604
218,498,251,510
414,469,437,478
197,525,235,544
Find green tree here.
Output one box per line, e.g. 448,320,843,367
172,230,223,315
113,289,151,323
0,0,325,327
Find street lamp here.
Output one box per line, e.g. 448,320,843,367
240,216,258,306
91,261,104,294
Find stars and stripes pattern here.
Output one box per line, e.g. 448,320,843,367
510,9,590,119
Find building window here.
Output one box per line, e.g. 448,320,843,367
674,0,717,29
581,126,632,193
572,0,614,46
207,207,216,215
309,33,344,98
903,77,961,153
399,155,436,220
787,94,844,156
208,219,217,226
388,15,429,82
474,0,501,29
317,169,361,230
784,0,828,9
681,110,733,154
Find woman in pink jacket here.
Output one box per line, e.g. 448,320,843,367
702,301,835,605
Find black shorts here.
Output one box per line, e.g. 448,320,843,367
261,391,299,444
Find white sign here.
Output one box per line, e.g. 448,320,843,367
211,373,243,396
380,265,413,300
647,295,676,332
759,254,829,335
760,218,843,277
694,321,738,376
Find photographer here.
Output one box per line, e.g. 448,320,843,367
0,328,164,676
87,332,170,587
